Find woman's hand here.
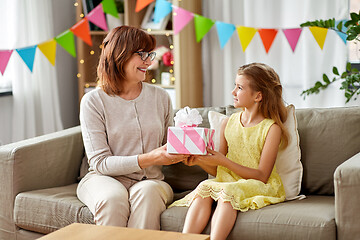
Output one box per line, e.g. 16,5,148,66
138,144,189,168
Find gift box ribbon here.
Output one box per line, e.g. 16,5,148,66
168,126,215,154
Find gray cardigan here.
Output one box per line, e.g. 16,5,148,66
80,82,173,180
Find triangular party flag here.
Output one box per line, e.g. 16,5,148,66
309,27,328,50
0,50,13,75
86,4,108,31
16,46,37,72
153,0,172,23
194,14,215,42
215,21,236,49
135,0,154,12
55,30,76,57
70,18,92,46
335,20,347,44
173,6,194,35
102,0,119,18
258,28,278,53
282,28,302,52
38,39,57,66
236,26,257,52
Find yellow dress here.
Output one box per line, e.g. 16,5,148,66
169,111,286,211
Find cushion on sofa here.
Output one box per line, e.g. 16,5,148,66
14,184,93,234
161,195,336,240
208,105,303,200
295,106,360,195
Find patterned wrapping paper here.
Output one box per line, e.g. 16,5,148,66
167,126,215,155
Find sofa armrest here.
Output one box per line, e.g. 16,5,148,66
334,152,360,240
0,126,84,237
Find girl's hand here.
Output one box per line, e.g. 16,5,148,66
194,147,227,167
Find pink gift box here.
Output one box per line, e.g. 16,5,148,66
167,126,215,155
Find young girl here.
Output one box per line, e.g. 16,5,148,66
170,63,289,240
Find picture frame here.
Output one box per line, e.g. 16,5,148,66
141,2,170,30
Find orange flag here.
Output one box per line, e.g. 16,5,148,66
135,0,154,12
258,29,278,53
70,18,92,46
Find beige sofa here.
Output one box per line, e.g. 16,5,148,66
1,106,360,240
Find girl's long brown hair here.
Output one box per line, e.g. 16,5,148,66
238,63,289,149
97,26,156,96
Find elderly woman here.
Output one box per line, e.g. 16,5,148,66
77,26,188,229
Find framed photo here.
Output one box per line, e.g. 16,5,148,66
141,2,170,30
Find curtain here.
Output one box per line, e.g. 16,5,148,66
0,0,63,143
202,0,357,108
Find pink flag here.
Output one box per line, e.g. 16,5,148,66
173,6,194,35
86,4,108,31
0,50,13,75
283,28,302,52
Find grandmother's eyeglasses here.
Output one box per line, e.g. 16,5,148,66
135,51,156,61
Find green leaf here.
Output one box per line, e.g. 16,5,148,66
336,21,343,32
315,81,323,88
323,74,330,84
350,12,360,22
341,72,348,78
332,67,339,75
346,62,352,72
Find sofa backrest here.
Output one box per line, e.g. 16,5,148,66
163,106,360,196
295,106,360,195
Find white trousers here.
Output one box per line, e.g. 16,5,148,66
76,171,173,229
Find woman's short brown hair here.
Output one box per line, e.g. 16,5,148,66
97,26,156,95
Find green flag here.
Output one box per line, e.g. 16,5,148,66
194,14,215,42
102,0,119,18
55,30,76,57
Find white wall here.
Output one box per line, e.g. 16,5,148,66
0,0,78,145
52,0,79,130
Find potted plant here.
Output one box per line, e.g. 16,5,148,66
300,11,360,103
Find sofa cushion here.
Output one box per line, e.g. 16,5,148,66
208,105,303,200
295,106,360,195
14,184,94,234
161,195,335,240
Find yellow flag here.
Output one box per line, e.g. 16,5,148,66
236,26,257,52
38,39,57,66
309,27,328,50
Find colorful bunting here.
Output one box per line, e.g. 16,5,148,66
38,39,57,66
102,0,119,18
0,0,349,74
55,30,76,58
216,21,236,49
154,0,172,23
282,28,302,52
0,50,13,75
70,18,92,46
87,4,108,31
16,46,37,72
236,26,257,52
258,29,278,53
309,27,328,50
135,0,154,13
173,6,194,35
194,14,215,42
